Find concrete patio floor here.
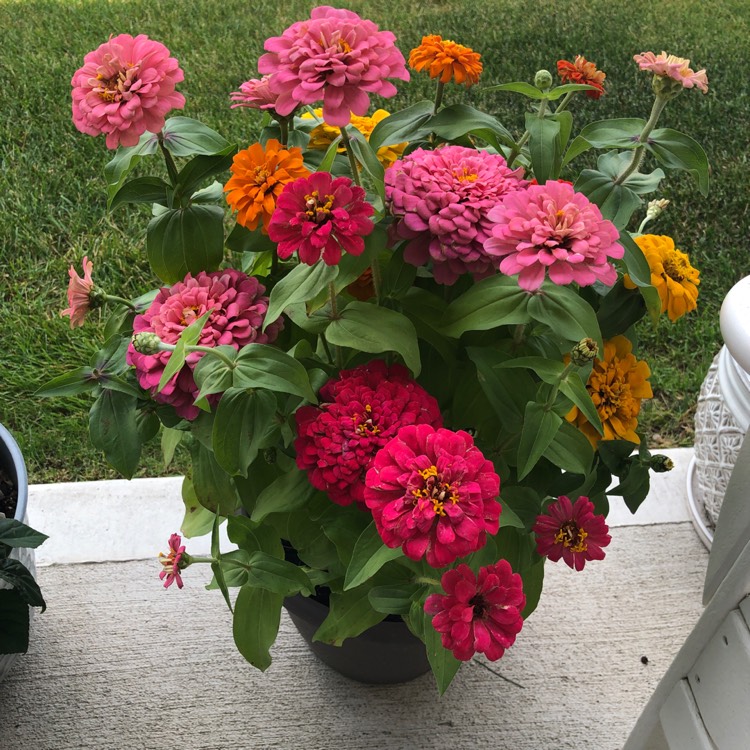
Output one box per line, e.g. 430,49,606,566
0,448,710,750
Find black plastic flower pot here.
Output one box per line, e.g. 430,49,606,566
0,423,28,523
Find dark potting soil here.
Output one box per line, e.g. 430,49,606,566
0,466,17,518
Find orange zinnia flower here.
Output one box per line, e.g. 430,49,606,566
224,139,310,233
566,335,653,447
409,35,482,86
557,56,606,99
624,234,700,322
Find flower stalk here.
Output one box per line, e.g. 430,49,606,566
157,131,180,186
339,127,362,187
613,94,669,186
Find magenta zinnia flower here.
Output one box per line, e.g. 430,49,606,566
633,51,708,93
364,424,501,567
385,146,527,285
158,533,187,589
127,270,282,420
484,181,624,291
258,6,409,127
532,495,611,571
71,34,186,149
268,172,375,265
425,562,525,661
61,256,96,328
295,361,442,507
230,75,279,111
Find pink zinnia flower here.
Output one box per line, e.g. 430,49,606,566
425,561,525,661
71,34,186,149
484,181,624,291
364,424,501,567
127,270,282,420
385,146,527,285
258,6,409,127
295,361,442,507
158,533,187,589
268,172,375,266
532,495,612,571
633,51,708,93
230,75,279,111
61,256,96,328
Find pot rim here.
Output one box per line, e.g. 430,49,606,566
0,423,28,522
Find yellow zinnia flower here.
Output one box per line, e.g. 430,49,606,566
566,335,653,447
624,234,700,322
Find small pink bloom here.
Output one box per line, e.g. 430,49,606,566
385,146,527,285
230,75,279,111
295,361,442,507
127,270,283,420
532,495,611,571
158,533,187,589
268,172,375,266
633,51,708,93
71,34,186,149
364,424,501,567
484,181,624,291
61,256,95,328
425,561,525,661
258,6,409,127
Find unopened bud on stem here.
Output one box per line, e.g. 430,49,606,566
132,332,171,355
649,454,674,473
570,338,599,367
534,69,553,90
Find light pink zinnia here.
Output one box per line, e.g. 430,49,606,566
532,495,611,571
425,561,525,661
258,6,409,127
158,533,187,589
633,51,708,93
127,270,282,420
268,172,375,265
364,424,501,567
71,34,186,149
61,256,96,328
484,181,624,291
230,75,279,111
385,146,527,285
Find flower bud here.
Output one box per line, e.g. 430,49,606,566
131,331,164,355
649,454,674,473
651,73,684,101
570,338,599,367
534,69,553,90
646,199,670,221
88,287,108,309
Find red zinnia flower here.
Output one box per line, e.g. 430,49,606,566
532,495,611,570
268,172,375,266
295,361,442,506
158,533,187,589
556,56,606,99
425,561,525,661
364,424,501,567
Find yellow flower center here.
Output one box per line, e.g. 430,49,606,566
662,251,692,282
412,465,460,516
555,521,588,552
455,167,478,182
180,305,201,326
253,167,270,186
352,404,380,436
304,191,335,224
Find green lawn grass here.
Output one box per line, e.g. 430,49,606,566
1,0,747,482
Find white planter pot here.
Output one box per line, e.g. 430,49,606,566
689,276,750,548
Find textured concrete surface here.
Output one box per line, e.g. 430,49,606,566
0,523,708,750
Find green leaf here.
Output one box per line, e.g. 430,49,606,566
244,551,314,596
576,118,646,149
109,176,171,211
423,608,462,695
526,112,560,185
233,584,284,671
574,169,642,229
368,100,433,150
0,519,48,548
428,104,514,151
517,402,563,480
0,589,30,654
597,151,665,195
227,515,283,558
499,503,525,529
234,344,317,402
36,368,98,398
313,584,386,646
251,468,316,523
212,388,277,477
346,130,385,202
546,83,599,100
368,584,424,615
485,81,547,99
381,245,417,300
179,477,215,538
192,346,237,399
89,390,141,478
211,514,233,611
647,128,710,196
496,356,566,384
317,135,343,172
158,310,211,392
191,440,239,515
619,234,662,323
264,260,339,329
520,558,545,619
147,204,224,283
560,371,603,435
173,151,236,204
543,421,594,475
441,275,530,337
226,222,277,255
0,558,46,610
610,463,651,513
161,116,233,157
207,549,250,589
597,279,647,339
528,282,602,347
326,302,421,375
104,131,159,205
344,521,403,591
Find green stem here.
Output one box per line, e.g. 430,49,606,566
339,127,361,187
370,259,382,303
279,117,289,147
554,91,575,114
320,334,335,364
157,131,179,187
614,94,668,187
188,345,236,368
182,555,216,566
544,362,576,410
433,80,445,115
105,294,137,311
507,100,547,169
513,324,526,346
328,282,339,319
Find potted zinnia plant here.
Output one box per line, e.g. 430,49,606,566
42,7,709,692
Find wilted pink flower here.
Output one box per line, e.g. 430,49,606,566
61,256,96,328
71,34,186,149
268,172,375,265
425,562,525,661
158,533,187,589
364,424,501,567
633,51,708,93
127,270,282,420
295,361,442,506
258,6,409,127
230,75,279,111
385,146,527,285
532,495,611,571
484,181,624,291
